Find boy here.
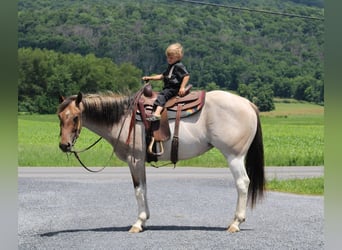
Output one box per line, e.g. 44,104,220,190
142,43,190,121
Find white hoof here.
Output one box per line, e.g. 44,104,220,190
227,224,240,233
128,225,143,233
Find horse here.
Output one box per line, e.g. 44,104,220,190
57,90,265,233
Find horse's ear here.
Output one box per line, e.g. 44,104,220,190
59,95,65,103
76,92,83,107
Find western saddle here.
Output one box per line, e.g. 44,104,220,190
127,83,206,165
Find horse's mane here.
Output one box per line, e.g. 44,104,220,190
82,92,133,125
58,92,133,126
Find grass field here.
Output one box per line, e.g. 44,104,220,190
260,101,323,166
18,100,324,167
266,177,324,195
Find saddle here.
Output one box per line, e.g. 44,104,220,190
132,83,206,164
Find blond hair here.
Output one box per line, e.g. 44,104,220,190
165,43,184,60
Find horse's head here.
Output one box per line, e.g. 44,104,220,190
57,92,83,152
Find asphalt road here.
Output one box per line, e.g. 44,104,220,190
18,167,324,250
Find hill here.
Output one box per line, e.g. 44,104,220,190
18,0,324,113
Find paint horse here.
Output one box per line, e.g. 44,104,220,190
57,90,265,233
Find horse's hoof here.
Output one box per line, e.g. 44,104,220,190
227,224,240,233
129,226,143,233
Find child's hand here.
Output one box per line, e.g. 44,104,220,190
178,87,186,97
142,76,149,81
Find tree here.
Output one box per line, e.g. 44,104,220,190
237,83,253,100
252,85,275,112
205,82,220,91
18,0,324,106
238,83,275,112
18,48,142,113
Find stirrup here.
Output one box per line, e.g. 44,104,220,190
148,137,164,156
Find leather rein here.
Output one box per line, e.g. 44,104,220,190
70,136,107,173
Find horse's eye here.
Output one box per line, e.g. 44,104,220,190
73,116,79,124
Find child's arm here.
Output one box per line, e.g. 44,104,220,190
142,74,163,81
178,75,190,97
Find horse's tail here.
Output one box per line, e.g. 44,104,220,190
245,104,265,208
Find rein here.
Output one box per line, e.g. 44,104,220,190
70,137,108,173
69,83,148,171
122,82,151,163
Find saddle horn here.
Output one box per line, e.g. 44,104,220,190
143,82,153,97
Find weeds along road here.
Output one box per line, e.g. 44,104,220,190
18,167,324,250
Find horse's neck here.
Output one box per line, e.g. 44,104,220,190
83,120,106,137
82,113,131,144
80,94,132,141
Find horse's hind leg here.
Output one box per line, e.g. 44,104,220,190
227,156,250,233
127,157,150,233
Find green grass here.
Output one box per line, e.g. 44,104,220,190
18,100,324,167
259,101,323,166
266,177,324,195
18,114,126,166
261,116,323,166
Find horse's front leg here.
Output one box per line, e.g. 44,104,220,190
127,156,150,233
227,158,250,233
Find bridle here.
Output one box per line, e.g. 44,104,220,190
63,105,107,173
61,84,149,172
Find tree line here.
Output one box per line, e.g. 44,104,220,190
18,48,142,113
18,0,324,113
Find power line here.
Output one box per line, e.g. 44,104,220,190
173,0,324,21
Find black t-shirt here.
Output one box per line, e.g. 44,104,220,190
162,61,189,89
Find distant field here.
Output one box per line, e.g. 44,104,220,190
18,100,324,167
265,99,324,116
260,101,323,166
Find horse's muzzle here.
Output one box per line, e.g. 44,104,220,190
59,142,72,152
